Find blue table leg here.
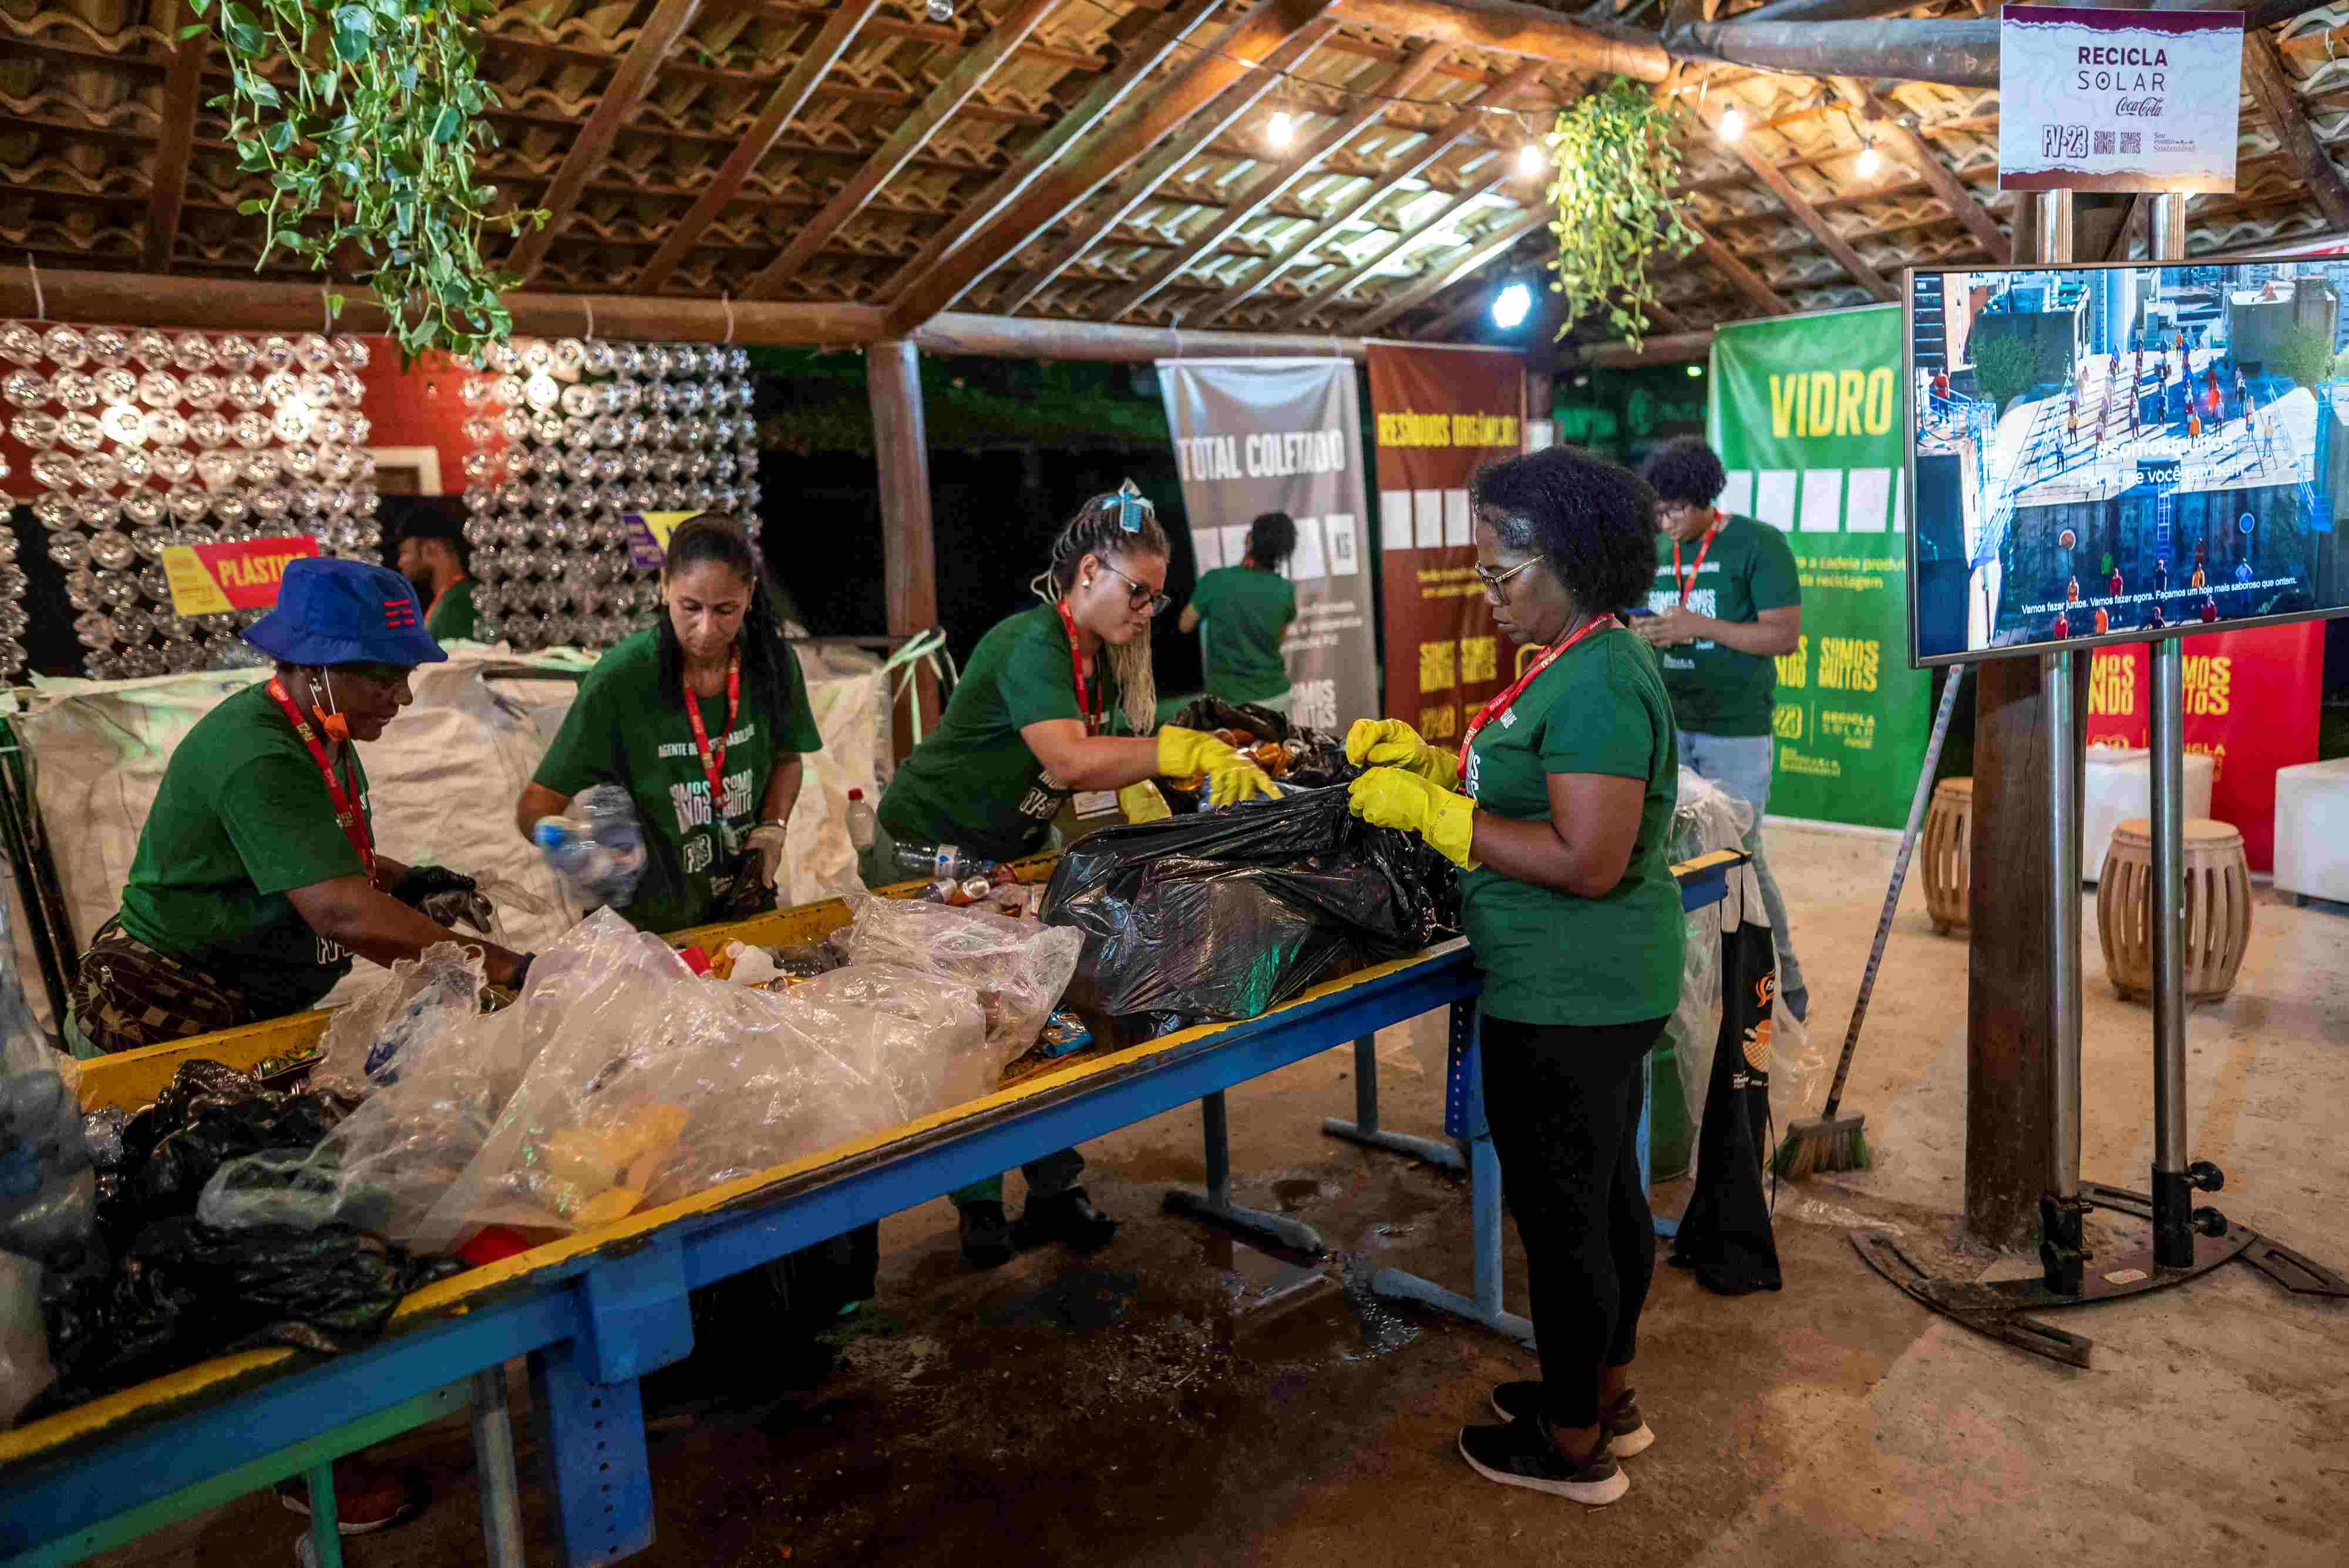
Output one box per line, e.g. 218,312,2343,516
1164,1089,1327,1255
530,1339,655,1567
1367,1003,1536,1347
1320,1033,1467,1172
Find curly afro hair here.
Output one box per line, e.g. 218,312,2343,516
1470,446,1658,617
1637,436,1728,510
1246,511,1298,568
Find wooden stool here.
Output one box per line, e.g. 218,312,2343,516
2096,817,2254,1002
1921,777,1974,934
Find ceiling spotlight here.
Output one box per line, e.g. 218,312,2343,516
1686,364,1704,378
1857,139,1881,178
925,0,953,20
1517,140,1545,177
1268,109,1294,149
1719,106,1746,142
1493,281,1533,329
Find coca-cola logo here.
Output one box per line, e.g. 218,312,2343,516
2116,97,2165,117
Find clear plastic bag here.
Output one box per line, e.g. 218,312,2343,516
841,895,1083,1052
0,900,94,1260
308,941,492,1101
0,1250,52,1428
531,782,648,909
1664,768,1754,1134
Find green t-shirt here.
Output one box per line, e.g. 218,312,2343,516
1190,565,1295,705
1646,514,1800,736
1458,629,1685,1026
117,679,375,1019
880,605,1124,864
533,628,823,934
425,577,477,642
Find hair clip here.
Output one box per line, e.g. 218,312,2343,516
1100,477,1154,534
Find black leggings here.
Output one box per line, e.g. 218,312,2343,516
1479,1012,1667,1428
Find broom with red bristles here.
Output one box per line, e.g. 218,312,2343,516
1774,668,1966,1179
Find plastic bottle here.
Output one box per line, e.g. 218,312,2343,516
534,783,648,907
845,788,877,852
889,841,1002,883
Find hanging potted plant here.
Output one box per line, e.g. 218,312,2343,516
187,0,548,364
1540,78,1698,350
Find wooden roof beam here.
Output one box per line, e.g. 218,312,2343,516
884,0,1342,334
632,0,887,294
991,29,1341,319
739,0,1066,300
1351,207,1546,334
1098,43,1458,320
504,0,708,284
1193,58,1550,325
1682,102,1894,300
2241,31,2349,233
1834,80,2008,261
1275,169,1512,327
1330,0,1670,80
1682,215,1791,316
873,0,1231,309
142,4,205,274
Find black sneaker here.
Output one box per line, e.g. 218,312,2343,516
1013,1186,1119,1252
1457,1416,1628,1504
1489,1385,1655,1458
957,1200,1016,1268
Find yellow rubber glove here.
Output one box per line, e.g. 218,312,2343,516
1157,726,1283,807
1344,717,1459,789
1348,766,1478,870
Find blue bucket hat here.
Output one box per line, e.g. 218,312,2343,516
243,558,448,668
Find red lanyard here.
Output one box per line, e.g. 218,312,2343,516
684,651,742,816
1456,615,1621,775
1055,601,1103,735
265,678,374,880
1672,523,1721,607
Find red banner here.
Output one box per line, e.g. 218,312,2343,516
160,534,319,616
2082,622,2323,871
1365,344,1525,739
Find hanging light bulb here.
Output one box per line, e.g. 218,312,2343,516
924,0,953,20
1517,140,1545,177
1856,138,1881,178
1268,109,1294,149
1492,282,1533,329
1719,106,1747,142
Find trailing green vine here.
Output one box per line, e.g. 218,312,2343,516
1541,78,1697,349
187,0,547,364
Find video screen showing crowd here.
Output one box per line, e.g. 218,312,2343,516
1909,262,2349,664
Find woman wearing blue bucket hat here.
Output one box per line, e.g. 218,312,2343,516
69,557,535,1059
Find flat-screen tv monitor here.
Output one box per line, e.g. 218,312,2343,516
1906,261,2349,667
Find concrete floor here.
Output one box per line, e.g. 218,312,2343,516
100,822,2349,1567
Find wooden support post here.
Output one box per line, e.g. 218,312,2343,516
1963,190,2084,1251
867,341,938,760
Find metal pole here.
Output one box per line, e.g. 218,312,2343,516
470,1366,528,1568
2046,651,2082,1203
2145,188,2196,1269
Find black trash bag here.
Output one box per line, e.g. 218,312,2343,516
1168,696,1292,744
1157,698,1357,810
0,1059,97,1260
32,1216,455,1414
1668,916,1783,1296
1041,785,1457,1036
103,1061,346,1246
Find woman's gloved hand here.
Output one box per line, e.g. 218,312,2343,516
746,821,789,888
1347,766,1478,870
391,866,496,933
1343,718,1458,788
1158,726,1283,807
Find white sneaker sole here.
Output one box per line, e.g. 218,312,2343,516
1487,1391,1657,1459
1457,1431,1631,1505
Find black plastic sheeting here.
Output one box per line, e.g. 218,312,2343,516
1041,785,1458,1038
28,1060,452,1418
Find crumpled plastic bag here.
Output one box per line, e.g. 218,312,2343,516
0,924,93,1261
309,943,494,1101
0,1250,52,1428
840,896,1082,1052
99,1062,346,1252
1041,784,1458,1035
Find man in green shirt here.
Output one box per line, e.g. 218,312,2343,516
71,557,530,1064
1635,436,1809,1018
1179,512,1298,711
396,511,478,642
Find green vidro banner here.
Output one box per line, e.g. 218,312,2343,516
1706,305,1930,829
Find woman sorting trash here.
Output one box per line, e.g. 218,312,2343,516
517,514,822,932
1179,510,1298,712
1345,446,1684,1507
867,481,1281,1268
70,558,529,1059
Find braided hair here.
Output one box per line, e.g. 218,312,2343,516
1030,483,1170,734
656,513,800,733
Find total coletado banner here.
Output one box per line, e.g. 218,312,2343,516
1708,305,1933,829
1157,358,1377,730
1364,342,1525,739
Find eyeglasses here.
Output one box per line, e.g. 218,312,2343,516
1099,562,1172,617
1474,556,1541,602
